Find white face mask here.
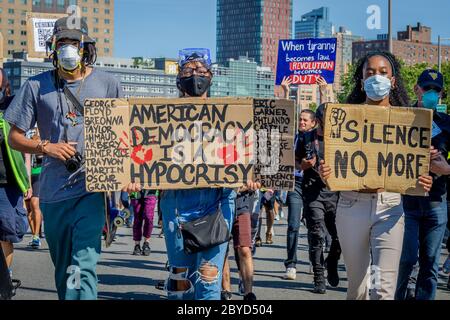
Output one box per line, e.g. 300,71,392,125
364,75,392,102
57,44,82,71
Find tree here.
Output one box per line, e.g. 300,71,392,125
337,63,356,103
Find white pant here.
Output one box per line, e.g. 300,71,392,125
336,191,405,300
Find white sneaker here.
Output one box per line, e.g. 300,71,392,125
284,267,296,280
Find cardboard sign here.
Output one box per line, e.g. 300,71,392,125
276,38,337,85
26,12,67,58
323,104,432,195
84,99,131,192
84,98,295,191
253,99,296,190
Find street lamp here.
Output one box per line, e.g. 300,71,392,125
438,35,450,73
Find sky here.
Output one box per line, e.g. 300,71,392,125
115,0,450,60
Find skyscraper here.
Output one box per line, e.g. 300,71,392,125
295,7,332,39
216,0,292,73
0,0,114,58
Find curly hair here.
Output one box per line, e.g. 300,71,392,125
346,51,410,107
50,42,97,69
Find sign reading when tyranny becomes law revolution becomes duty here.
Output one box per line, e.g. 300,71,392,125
323,104,433,196
83,98,295,192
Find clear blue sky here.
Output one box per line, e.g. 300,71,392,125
115,0,450,60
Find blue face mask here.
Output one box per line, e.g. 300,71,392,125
364,75,392,102
422,90,440,110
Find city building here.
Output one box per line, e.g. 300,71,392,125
0,0,114,58
334,26,363,97
294,7,332,39
210,56,274,98
4,53,178,98
353,23,450,65
216,0,292,74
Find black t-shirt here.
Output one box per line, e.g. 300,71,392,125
297,128,326,190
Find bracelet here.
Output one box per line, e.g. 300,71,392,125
36,140,50,154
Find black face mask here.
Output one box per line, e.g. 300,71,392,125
179,75,211,97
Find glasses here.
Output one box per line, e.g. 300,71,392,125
180,67,210,77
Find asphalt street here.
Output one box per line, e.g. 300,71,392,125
12,213,450,300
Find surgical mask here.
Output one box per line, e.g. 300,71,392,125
179,75,211,97
57,44,82,71
422,90,440,110
364,75,392,101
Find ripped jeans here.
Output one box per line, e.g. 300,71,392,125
160,188,235,300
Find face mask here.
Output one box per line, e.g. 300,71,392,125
179,75,211,97
422,90,440,110
57,44,82,71
364,75,392,102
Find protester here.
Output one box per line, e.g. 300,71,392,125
395,69,450,300
0,68,30,298
131,190,158,256
25,127,43,249
222,190,258,300
159,48,259,300
319,51,433,300
4,17,140,300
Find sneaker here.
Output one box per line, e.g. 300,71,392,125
313,273,326,294
221,290,232,301
275,213,280,221
283,267,296,280
142,242,151,256
30,237,41,249
443,255,450,274
255,237,262,247
132,244,142,255
243,292,257,301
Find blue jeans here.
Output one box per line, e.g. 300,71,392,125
285,178,303,268
160,188,235,300
396,195,448,300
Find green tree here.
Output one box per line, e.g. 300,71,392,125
337,63,357,103
308,102,318,111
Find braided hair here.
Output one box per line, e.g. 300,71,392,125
346,51,410,107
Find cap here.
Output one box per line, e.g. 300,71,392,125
46,17,95,48
178,48,211,69
417,69,444,92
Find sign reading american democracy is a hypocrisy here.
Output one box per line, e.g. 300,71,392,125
323,104,433,196
84,98,295,191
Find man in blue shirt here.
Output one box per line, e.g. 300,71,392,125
5,17,139,300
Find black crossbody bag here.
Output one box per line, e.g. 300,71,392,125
175,191,230,255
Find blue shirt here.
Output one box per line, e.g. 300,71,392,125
4,68,122,203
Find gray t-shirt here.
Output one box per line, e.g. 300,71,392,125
4,68,122,203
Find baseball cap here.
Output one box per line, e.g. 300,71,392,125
46,16,95,48
417,69,444,92
178,48,212,69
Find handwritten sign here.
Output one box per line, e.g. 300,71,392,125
254,99,295,190
84,99,131,192
323,104,432,195
276,38,337,85
84,98,296,191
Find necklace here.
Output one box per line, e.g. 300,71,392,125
65,70,87,127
